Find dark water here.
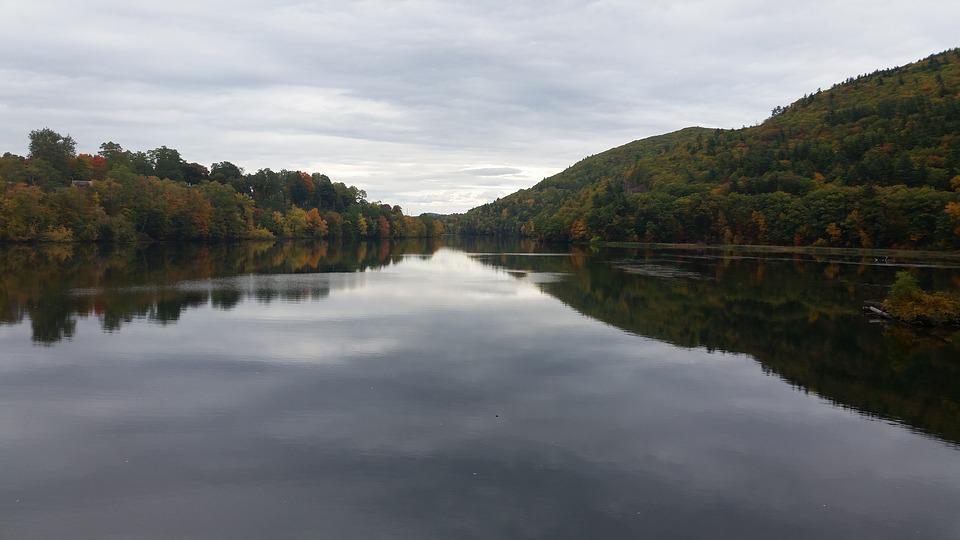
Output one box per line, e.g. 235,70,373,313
1,240,959,539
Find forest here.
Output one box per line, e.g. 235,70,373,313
0,130,444,243
453,49,960,250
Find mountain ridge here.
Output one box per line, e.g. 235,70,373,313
454,48,960,249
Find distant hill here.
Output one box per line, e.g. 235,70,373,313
455,49,960,249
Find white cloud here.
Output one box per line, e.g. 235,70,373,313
1,0,958,213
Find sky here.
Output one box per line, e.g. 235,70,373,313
0,1,958,214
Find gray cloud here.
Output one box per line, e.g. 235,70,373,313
1,0,958,213
461,167,522,177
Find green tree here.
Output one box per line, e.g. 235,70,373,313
148,146,185,182
28,128,76,184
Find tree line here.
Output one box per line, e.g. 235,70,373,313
0,129,444,242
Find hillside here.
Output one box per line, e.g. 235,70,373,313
455,49,960,249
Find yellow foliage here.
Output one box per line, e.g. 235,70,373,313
710,183,729,196
40,225,75,243
246,226,275,240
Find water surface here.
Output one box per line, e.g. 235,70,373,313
1,240,959,539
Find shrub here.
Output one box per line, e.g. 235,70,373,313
245,226,276,241
884,271,960,325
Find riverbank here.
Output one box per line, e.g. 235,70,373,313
601,241,960,263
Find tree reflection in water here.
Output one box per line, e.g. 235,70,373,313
1,238,958,447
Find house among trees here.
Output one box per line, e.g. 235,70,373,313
71,179,93,188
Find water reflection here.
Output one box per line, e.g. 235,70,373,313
0,239,440,343
1,240,959,538
2,239,959,448
468,244,960,447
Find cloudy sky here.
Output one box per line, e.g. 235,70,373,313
1,1,957,214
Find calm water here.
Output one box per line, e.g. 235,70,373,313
1,240,959,539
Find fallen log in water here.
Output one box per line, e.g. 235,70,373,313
862,301,893,320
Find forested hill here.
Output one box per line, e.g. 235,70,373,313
0,131,444,242
455,49,960,249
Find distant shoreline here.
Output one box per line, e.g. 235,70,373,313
600,241,960,260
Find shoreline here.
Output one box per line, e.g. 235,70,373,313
600,241,960,260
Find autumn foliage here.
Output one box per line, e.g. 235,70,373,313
453,49,960,250
0,131,445,243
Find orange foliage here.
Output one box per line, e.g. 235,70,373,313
377,215,390,238
569,218,588,241
946,201,960,236
300,172,315,194
305,208,328,237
